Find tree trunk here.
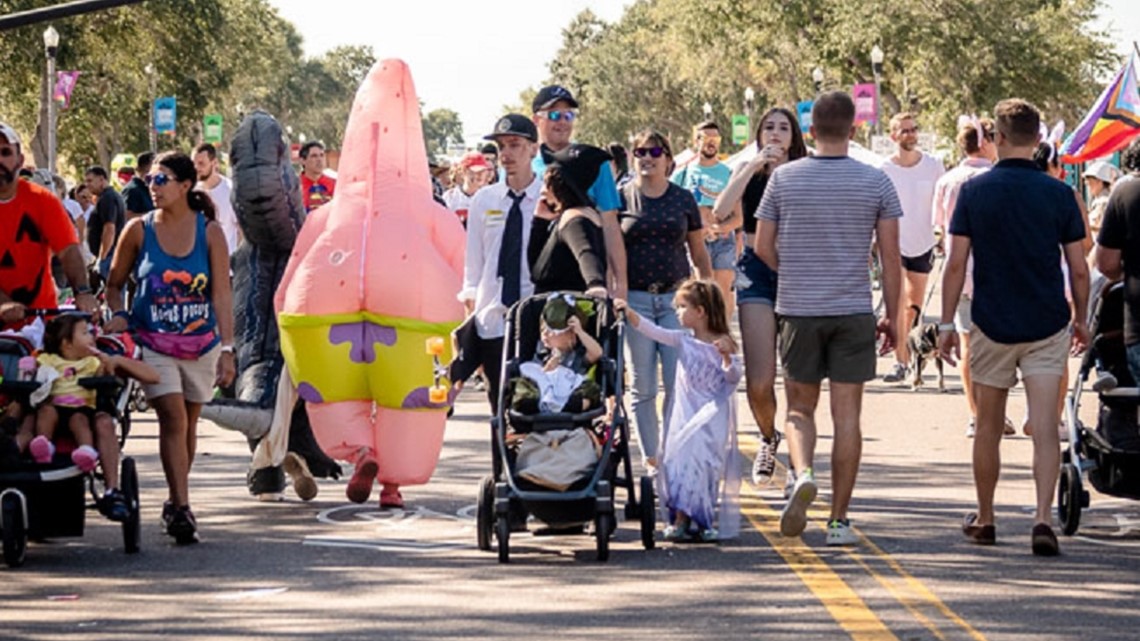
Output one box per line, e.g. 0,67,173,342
31,65,49,169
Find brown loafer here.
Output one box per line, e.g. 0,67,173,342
962,512,996,545
1031,523,1060,556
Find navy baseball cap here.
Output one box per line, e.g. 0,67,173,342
484,114,538,143
532,85,579,112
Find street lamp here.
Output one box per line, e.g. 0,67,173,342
144,63,156,152
744,87,755,115
871,45,884,136
43,25,58,174
702,101,712,121
812,66,825,93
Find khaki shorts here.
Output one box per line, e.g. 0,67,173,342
141,346,220,404
969,326,1068,389
778,314,877,384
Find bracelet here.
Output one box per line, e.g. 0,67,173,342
113,310,130,320
220,344,235,355
76,284,93,295
937,322,956,333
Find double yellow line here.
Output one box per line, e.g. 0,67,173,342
740,438,989,641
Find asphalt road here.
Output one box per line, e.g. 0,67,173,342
2,345,1138,640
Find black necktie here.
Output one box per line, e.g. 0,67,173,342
498,190,525,307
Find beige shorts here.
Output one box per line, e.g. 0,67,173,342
969,326,1068,389
141,346,220,404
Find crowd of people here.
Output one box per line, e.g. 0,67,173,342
4,77,1140,555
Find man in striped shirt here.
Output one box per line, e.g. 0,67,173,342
756,91,903,546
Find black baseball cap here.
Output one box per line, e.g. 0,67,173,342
532,85,579,112
484,114,538,143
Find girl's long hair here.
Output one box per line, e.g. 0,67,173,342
755,107,809,167
676,279,736,350
156,151,216,221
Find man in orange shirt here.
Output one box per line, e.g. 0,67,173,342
0,123,97,325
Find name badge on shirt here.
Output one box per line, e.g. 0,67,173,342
485,209,504,226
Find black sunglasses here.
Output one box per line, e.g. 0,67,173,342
633,146,666,158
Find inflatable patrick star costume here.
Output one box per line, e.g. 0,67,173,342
275,59,466,507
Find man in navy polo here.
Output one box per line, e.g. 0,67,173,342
938,98,1088,556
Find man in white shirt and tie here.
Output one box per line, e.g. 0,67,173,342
456,114,542,412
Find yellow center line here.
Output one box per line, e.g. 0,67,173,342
739,436,989,641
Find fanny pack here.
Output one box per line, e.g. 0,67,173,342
135,329,217,360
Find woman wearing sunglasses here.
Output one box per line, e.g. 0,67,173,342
529,144,611,299
618,130,712,469
104,151,236,545
713,108,808,489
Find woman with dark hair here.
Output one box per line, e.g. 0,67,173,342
619,129,712,469
712,107,808,488
104,151,235,545
608,142,631,189
529,145,610,298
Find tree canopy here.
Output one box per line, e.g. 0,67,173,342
0,0,374,172
532,0,1118,153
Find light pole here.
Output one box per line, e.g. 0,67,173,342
702,101,712,121
812,66,824,93
871,45,884,137
145,63,156,152
43,25,59,174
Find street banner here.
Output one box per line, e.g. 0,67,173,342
154,96,177,135
731,114,749,145
1061,50,1140,163
53,71,80,109
853,83,877,125
796,100,814,133
203,114,224,144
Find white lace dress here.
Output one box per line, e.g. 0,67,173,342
630,317,742,537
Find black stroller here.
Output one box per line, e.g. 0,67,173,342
474,292,655,562
0,313,142,567
1059,281,1140,535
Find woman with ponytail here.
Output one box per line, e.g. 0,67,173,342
105,151,235,545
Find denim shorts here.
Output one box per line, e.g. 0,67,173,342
705,235,738,271
735,247,777,306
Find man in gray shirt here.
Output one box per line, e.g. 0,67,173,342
756,91,903,546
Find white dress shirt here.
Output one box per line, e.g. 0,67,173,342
459,175,541,339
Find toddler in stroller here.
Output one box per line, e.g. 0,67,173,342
23,314,158,520
504,294,603,417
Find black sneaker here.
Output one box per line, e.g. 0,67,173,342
752,431,781,485
160,500,175,532
167,506,199,545
99,489,131,523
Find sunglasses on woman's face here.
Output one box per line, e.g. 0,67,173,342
633,146,666,158
149,173,173,187
540,109,578,122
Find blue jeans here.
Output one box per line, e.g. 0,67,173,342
1126,343,1140,387
625,289,680,462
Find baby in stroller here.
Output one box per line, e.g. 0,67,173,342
505,294,603,417
24,314,158,520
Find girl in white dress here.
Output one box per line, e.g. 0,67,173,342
615,280,742,542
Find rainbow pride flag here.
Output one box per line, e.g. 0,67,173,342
1060,51,1140,164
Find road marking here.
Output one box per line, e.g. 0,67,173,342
303,536,466,553
739,437,989,641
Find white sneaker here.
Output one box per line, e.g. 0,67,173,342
783,469,797,500
882,363,908,383
780,470,817,537
826,519,859,546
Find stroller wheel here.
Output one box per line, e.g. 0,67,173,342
496,516,510,564
476,476,494,552
595,513,613,562
121,457,141,554
1,491,28,568
639,476,656,550
1058,463,1082,536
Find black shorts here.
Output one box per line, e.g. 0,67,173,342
902,248,935,274
54,405,97,431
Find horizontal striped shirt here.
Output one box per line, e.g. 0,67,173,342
757,156,903,316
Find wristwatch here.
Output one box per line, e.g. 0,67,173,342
937,322,956,333
220,344,235,355
76,284,92,295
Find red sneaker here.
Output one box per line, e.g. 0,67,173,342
379,483,404,509
345,457,378,504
